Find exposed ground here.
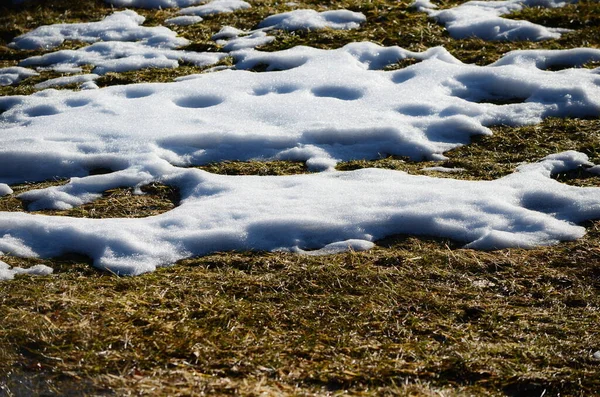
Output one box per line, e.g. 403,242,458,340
1,0,599,396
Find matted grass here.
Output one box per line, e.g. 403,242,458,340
1,0,600,395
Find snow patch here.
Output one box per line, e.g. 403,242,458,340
258,9,366,31
418,0,575,41
10,10,188,50
0,67,39,86
0,260,54,281
35,74,100,90
178,0,251,17
165,16,204,26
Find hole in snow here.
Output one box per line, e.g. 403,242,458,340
24,105,61,117
253,84,299,96
174,95,224,109
311,86,363,101
123,87,155,99
391,69,417,84
64,98,92,108
396,104,436,117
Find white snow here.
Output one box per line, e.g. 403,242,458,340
258,9,366,31
9,10,189,50
2,5,600,276
104,0,204,8
0,151,599,275
421,166,465,173
34,74,100,90
2,43,600,184
0,184,13,196
212,27,275,51
165,16,204,26
178,0,251,17
0,67,39,86
20,41,226,75
418,0,575,41
0,260,53,281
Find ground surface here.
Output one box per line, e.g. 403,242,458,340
1,0,600,395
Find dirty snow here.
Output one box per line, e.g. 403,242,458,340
418,0,575,41
258,9,366,31
0,67,39,86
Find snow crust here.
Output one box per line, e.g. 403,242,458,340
418,0,575,41
10,10,188,51
0,184,13,196
0,67,39,86
258,9,366,31
0,260,53,281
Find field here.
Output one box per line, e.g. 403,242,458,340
1,0,600,395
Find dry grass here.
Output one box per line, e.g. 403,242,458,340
1,0,600,396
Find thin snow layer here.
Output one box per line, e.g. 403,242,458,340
165,16,204,26
422,166,465,173
0,67,39,86
178,0,251,16
2,43,600,184
0,260,53,281
419,0,575,41
20,41,225,75
1,151,600,275
105,0,204,8
34,74,100,90
258,9,367,31
212,27,275,51
10,10,189,50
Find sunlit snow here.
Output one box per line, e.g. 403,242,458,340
417,0,575,41
0,66,38,86
2,3,600,276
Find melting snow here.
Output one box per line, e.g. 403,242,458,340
165,16,204,26
258,9,366,31
34,74,100,90
178,0,251,17
417,0,575,41
0,260,53,281
0,67,39,86
2,4,600,276
10,10,188,51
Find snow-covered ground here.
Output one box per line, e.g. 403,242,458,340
1,1,600,278
415,0,575,41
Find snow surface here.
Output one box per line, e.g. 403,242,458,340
422,166,465,173
258,9,366,31
34,74,100,90
20,41,226,75
1,151,600,275
104,0,204,8
0,67,39,86
165,16,204,26
2,42,600,274
0,184,13,196
212,27,275,51
0,260,53,281
418,0,575,41
10,10,188,51
178,0,251,17
3,43,600,182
